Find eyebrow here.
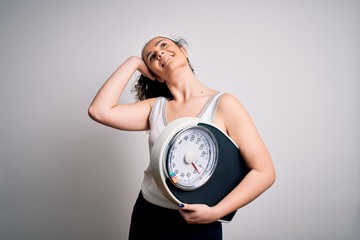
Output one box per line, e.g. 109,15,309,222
145,39,164,60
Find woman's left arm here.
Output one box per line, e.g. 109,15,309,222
212,93,276,217
179,93,276,223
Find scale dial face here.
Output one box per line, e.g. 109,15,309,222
165,126,218,191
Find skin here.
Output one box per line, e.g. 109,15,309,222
88,36,276,224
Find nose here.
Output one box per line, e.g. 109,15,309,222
156,50,164,59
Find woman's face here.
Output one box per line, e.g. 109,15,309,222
142,37,188,80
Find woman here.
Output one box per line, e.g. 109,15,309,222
88,35,275,240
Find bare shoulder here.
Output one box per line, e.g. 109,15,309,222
132,97,158,110
215,92,253,133
217,93,247,115
219,92,238,102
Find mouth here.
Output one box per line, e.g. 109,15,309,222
161,55,173,68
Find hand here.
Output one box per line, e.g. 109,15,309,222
127,56,156,80
178,203,219,224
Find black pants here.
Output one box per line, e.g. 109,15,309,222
128,191,222,240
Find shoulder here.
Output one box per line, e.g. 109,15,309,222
148,96,169,108
215,92,251,129
217,92,245,111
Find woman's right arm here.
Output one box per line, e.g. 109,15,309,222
88,56,155,131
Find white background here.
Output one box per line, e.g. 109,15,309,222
1,0,359,239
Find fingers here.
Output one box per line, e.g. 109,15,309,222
142,73,156,81
178,203,214,224
178,203,190,210
137,58,156,80
178,203,194,222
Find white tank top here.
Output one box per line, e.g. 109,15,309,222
141,92,224,209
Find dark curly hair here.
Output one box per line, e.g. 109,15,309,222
131,36,194,101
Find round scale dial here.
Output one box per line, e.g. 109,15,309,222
165,126,218,190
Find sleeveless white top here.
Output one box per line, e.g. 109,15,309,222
140,92,224,209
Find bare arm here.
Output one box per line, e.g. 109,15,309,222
88,56,155,131
213,93,275,216
179,93,276,223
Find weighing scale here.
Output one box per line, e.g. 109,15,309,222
150,117,250,222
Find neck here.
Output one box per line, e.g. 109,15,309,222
165,69,213,102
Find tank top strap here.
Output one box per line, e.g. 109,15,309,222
148,97,168,151
198,92,225,122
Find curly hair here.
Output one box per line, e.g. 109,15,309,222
131,36,194,101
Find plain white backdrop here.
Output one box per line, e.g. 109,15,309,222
1,0,359,239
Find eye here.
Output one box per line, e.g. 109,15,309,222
149,53,156,61
161,42,167,48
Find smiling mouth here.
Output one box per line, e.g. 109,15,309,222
161,55,173,68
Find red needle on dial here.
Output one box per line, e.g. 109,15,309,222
191,163,200,174
185,151,200,174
